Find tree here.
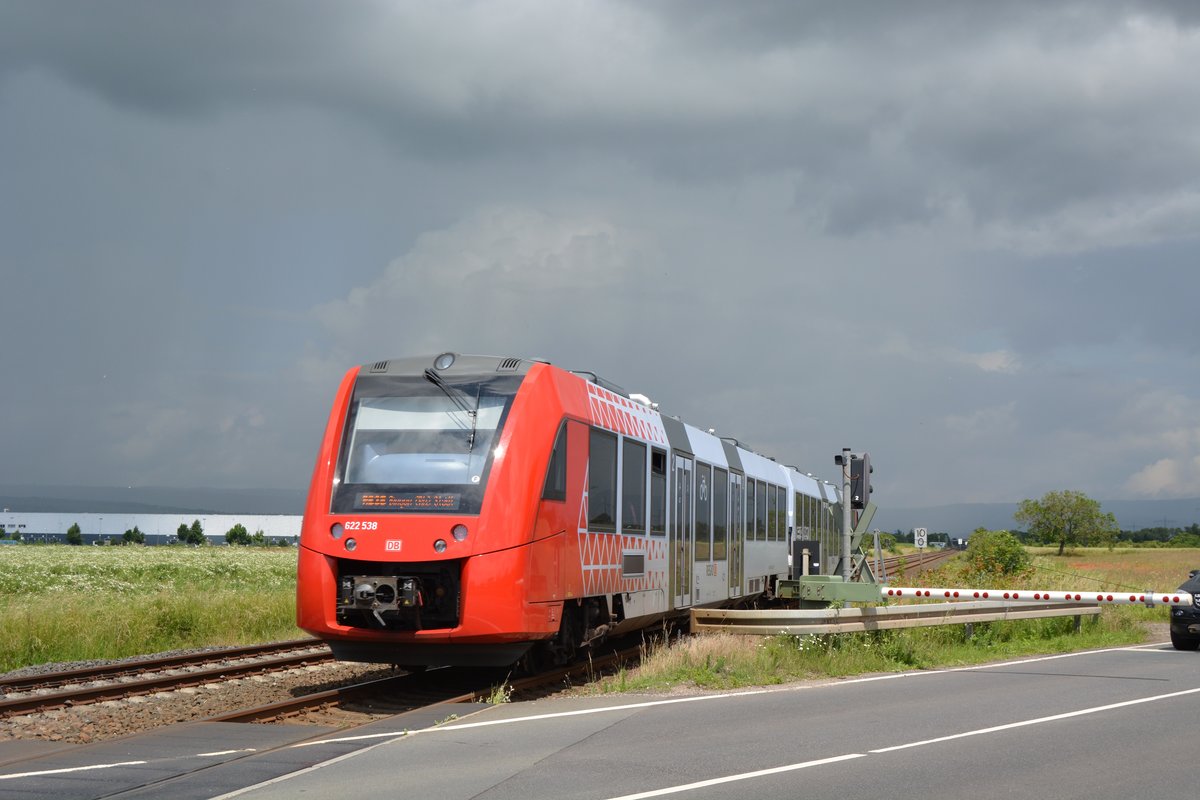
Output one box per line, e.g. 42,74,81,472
66,522,83,546
178,519,206,546
123,526,145,545
1014,490,1118,556
252,529,266,546
225,523,251,546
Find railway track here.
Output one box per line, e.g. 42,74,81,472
878,547,958,577
1,630,644,736
213,644,643,725
0,639,333,717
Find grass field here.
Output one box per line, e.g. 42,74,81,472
0,545,302,672
3,544,1195,680
1025,547,1199,593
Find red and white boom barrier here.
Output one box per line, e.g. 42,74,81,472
883,586,1195,608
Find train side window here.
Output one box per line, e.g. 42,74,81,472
622,439,647,534
747,480,757,541
767,484,778,541
755,480,767,541
776,486,787,541
588,429,618,532
541,423,568,501
713,467,728,560
649,448,667,536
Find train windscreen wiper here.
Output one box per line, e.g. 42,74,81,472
423,368,479,449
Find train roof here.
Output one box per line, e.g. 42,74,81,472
356,353,839,500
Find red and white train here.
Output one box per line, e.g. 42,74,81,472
296,353,846,667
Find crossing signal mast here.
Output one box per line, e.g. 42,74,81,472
835,449,873,583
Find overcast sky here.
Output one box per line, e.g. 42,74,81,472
3,1,1200,510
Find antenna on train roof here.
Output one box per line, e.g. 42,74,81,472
568,370,630,399
629,392,657,409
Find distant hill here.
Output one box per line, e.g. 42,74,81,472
874,497,1200,537
3,484,1197,535
0,485,306,515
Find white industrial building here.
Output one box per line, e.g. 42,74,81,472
0,511,302,545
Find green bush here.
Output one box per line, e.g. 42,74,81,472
965,528,1031,581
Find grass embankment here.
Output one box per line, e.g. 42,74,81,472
590,548,1199,695
0,546,301,672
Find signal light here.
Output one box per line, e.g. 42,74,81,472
850,453,873,510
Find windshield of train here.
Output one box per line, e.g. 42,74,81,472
331,373,524,514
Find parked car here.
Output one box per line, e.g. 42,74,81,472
1170,569,1200,651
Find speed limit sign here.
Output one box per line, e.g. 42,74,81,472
914,528,928,549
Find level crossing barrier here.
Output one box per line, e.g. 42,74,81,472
882,586,1194,607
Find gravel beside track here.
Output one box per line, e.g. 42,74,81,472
0,656,396,744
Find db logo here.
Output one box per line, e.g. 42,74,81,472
385,540,403,552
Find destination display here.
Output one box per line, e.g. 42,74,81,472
355,492,461,511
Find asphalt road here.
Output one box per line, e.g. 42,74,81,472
212,642,1198,800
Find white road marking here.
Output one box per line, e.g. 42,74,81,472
602,753,869,800
289,641,1178,748
869,685,1200,753
599,685,1200,799
290,689,774,747
0,640,1182,787
0,760,148,780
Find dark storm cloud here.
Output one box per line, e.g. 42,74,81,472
3,1,1200,505
4,0,1199,242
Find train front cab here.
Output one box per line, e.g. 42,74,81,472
296,356,570,667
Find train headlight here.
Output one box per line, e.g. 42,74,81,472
433,538,447,553
451,524,468,542
345,538,357,552
331,523,344,540
434,352,455,370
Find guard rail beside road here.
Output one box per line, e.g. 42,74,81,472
691,600,1102,636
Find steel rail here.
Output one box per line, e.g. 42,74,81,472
0,648,335,717
0,639,327,694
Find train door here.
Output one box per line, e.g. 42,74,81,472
729,472,744,597
671,454,693,608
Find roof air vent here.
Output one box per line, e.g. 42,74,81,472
370,361,389,372
497,358,522,371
